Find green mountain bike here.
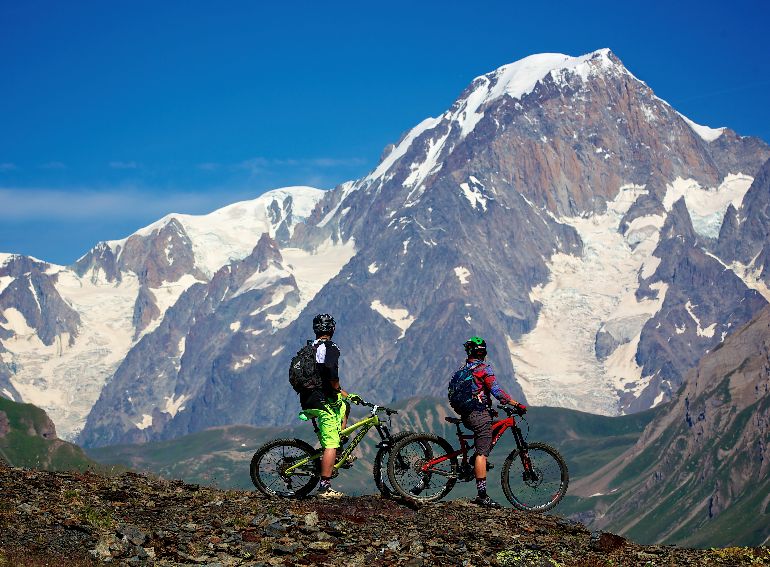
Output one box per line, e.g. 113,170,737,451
250,400,414,498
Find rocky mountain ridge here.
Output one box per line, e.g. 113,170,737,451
2,461,768,566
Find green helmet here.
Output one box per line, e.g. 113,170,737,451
464,336,487,358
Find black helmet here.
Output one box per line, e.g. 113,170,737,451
464,336,487,358
312,313,336,336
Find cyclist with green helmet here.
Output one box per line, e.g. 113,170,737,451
449,336,527,508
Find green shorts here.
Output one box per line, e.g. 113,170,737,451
299,395,349,449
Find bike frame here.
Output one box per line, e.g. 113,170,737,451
420,411,533,477
283,406,392,475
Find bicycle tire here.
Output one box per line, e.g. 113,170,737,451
387,432,457,503
373,430,416,497
501,442,569,512
250,438,320,498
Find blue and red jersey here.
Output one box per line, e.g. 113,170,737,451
464,358,513,410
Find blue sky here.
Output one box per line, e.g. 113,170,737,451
2,0,769,264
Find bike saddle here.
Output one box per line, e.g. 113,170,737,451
444,417,462,424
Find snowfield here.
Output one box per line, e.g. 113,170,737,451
106,186,325,277
4,270,140,439
507,173,755,415
1,186,348,440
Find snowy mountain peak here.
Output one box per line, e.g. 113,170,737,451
445,49,628,142
365,49,636,186
477,48,623,103
104,186,325,278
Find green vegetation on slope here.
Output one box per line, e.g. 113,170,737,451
0,397,122,474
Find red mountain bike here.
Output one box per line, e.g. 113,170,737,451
386,405,568,511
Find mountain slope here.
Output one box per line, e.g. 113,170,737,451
0,397,110,473
570,304,770,547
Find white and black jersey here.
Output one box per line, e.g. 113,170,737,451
299,339,341,410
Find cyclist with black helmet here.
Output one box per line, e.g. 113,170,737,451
450,336,527,508
300,313,358,498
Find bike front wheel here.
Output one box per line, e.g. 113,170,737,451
501,442,569,512
387,433,457,503
250,438,320,498
373,430,416,498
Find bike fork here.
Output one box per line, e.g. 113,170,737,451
513,426,538,482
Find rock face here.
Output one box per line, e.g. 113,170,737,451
571,304,770,547
716,157,770,287
115,218,205,288
79,234,305,446
2,463,764,566
0,343,21,402
0,256,81,347
627,198,768,410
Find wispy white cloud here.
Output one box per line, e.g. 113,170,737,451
197,162,221,171
0,163,17,171
0,186,243,221
308,157,367,167
237,156,366,173
108,161,139,169
40,161,67,170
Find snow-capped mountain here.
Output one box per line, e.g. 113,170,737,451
3,49,770,447
0,188,341,439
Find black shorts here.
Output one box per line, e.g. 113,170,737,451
462,410,493,457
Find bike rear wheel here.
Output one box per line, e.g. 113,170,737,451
387,433,457,503
501,442,568,512
250,438,320,498
373,430,416,498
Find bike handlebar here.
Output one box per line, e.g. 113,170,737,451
498,404,526,417
358,400,398,415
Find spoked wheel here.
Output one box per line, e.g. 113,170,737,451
387,433,457,503
501,442,569,512
373,430,416,498
250,438,320,498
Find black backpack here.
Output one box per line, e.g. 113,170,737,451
289,341,322,394
447,362,483,413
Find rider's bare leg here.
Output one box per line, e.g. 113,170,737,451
321,447,336,477
474,454,487,483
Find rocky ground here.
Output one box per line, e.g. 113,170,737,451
0,462,768,566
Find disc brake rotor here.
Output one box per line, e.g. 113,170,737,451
523,466,544,488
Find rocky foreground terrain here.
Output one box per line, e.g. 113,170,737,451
1,462,768,566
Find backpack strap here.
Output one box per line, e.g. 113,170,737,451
467,361,484,374
467,361,486,393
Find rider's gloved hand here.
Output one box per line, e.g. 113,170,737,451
514,402,527,416
347,393,364,405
